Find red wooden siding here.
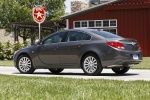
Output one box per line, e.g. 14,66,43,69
68,2,150,56
120,0,150,3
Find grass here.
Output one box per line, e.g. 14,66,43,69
0,74,150,100
0,57,150,69
132,57,150,69
0,58,150,99
0,60,14,66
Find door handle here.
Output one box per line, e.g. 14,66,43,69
54,47,59,50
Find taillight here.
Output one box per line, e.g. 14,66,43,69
138,44,141,50
106,42,125,50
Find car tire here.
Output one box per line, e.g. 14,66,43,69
49,68,64,74
82,54,103,75
112,67,130,74
17,55,35,74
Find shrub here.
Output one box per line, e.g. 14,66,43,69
22,41,30,48
0,41,5,60
0,52,5,60
0,41,30,60
4,40,13,60
13,41,23,52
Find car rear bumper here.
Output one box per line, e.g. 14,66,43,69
101,50,142,67
106,60,142,68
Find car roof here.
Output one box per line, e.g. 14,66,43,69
64,28,96,33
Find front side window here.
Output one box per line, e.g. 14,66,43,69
43,31,67,44
69,31,91,41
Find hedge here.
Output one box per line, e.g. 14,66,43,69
0,41,29,60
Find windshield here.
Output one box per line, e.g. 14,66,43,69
91,30,122,38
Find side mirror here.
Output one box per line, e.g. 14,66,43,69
37,40,43,45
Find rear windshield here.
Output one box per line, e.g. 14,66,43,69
91,30,122,38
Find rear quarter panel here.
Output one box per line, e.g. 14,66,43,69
79,39,111,67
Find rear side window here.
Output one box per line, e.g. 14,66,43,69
68,31,91,41
91,30,122,38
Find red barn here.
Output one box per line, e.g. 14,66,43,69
62,0,150,56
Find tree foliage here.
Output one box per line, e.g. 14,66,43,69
0,0,65,32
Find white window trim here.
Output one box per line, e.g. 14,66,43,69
66,19,69,29
74,19,117,28
109,20,117,27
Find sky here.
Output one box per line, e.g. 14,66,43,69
64,0,71,13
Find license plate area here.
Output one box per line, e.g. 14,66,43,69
133,54,139,60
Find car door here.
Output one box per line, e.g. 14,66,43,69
37,31,68,66
59,31,91,66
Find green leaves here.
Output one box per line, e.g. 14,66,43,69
0,0,65,32
0,40,30,60
3,41,14,60
0,41,5,60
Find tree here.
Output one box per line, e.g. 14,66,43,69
0,0,65,32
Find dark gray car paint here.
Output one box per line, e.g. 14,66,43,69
37,43,60,65
14,29,142,69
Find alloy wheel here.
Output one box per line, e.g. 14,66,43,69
19,57,32,72
82,54,103,75
17,55,35,74
83,56,98,74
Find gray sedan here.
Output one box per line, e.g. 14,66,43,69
14,29,142,75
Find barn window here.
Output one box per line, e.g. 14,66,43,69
74,19,117,32
103,29,117,34
110,20,117,26
96,21,102,27
103,20,109,27
89,21,95,27
81,21,87,27
75,22,81,28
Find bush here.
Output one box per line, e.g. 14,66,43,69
0,41,4,60
22,41,30,48
4,41,13,60
0,40,30,60
13,41,23,52
0,52,5,60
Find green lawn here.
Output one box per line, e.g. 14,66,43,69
132,57,150,69
0,60,14,66
0,58,150,100
0,57,150,69
0,74,150,100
